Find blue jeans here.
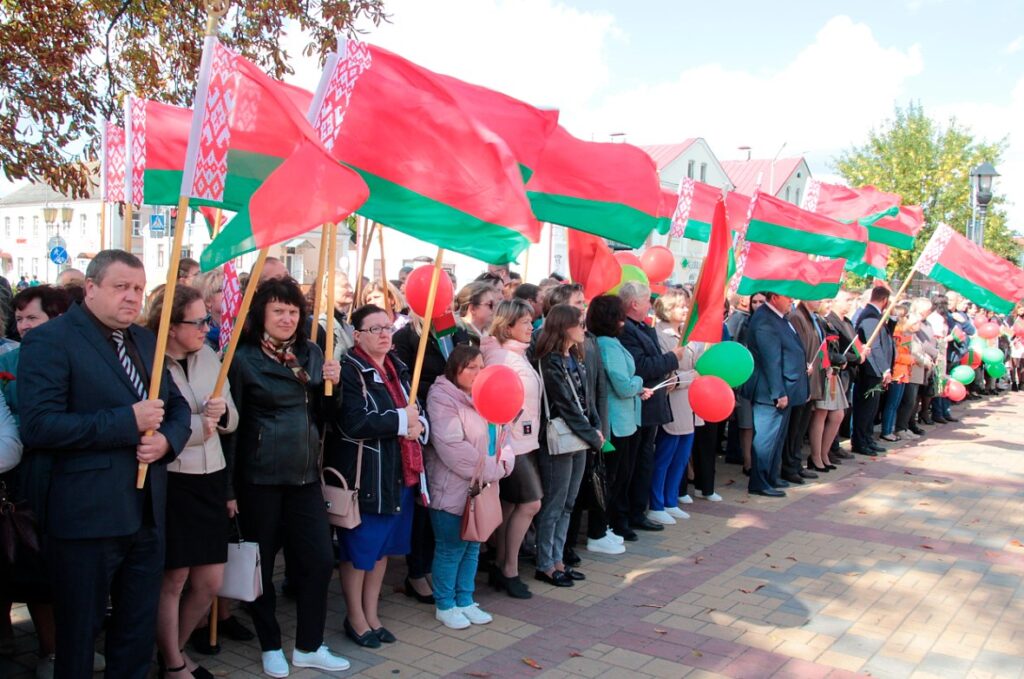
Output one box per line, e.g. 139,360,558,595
650,430,694,510
749,403,791,492
881,382,906,435
429,510,479,611
931,395,952,419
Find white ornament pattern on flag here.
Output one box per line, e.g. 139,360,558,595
802,178,821,212
130,98,147,205
105,122,126,203
915,223,954,276
219,260,243,352
727,192,760,294
314,40,372,151
669,177,695,238
191,41,238,202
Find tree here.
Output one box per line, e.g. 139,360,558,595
834,102,1019,280
0,0,387,199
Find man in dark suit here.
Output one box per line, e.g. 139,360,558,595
782,299,824,484
618,281,684,535
18,250,191,679
742,291,809,497
852,286,895,455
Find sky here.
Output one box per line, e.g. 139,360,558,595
5,0,1022,229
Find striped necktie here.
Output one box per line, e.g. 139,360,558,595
112,329,147,400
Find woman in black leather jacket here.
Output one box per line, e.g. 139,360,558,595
223,277,349,676
533,304,604,588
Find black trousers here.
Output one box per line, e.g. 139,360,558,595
895,383,921,432
405,501,434,578
627,425,659,524
237,482,334,653
568,451,608,546
853,375,884,450
688,422,719,496
782,402,814,477
606,432,641,532
50,525,163,679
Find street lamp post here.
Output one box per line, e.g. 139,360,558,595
969,162,999,246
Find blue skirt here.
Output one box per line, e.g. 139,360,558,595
336,485,414,570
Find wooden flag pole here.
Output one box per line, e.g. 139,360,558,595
861,269,918,352
352,218,376,313
211,207,223,237
99,202,107,250
123,202,133,253
377,223,391,319
324,223,338,396
522,245,530,283
310,224,331,345
409,249,445,399
211,249,268,398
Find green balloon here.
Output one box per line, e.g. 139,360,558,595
610,264,649,295
950,365,976,385
982,347,1005,364
695,341,755,388
986,361,1007,378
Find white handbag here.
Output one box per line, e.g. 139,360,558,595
540,360,591,456
219,525,263,602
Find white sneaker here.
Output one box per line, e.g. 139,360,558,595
646,509,676,525
293,645,350,672
436,607,471,629
700,492,723,502
457,603,493,625
93,652,106,673
587,534,626,554
678,494,694,504
605,529,624,544
665,506,690,519
261,649,290,678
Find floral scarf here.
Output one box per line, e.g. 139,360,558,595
353,346,424,487
261,333,310,384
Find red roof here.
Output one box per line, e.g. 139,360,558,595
720,158,805,196
640,140,698,171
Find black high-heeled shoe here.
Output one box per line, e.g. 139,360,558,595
807,461,830,473
403,576,435,604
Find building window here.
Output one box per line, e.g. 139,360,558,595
795,188,801,206
81,214,88,235
32,215,39,236
699,162,707,182
132,211,141,236
3,217,9,237
17,258,24,276
686,160,695,179
785,186,791,201
17,217,24,235
32,258,39,276
157,244,165,268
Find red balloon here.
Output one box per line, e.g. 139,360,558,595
960,350,982,369
471,365,525,424
404,265,454,319
614,251,643,269
944,380,967,402
640,246,676,283
977,322,999,340
688,375,735,423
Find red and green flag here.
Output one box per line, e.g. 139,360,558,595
914,223,1024,314
681,196,730,343
846,240,890,279
187,38,369,270
100,119,126,203
803,180,911,248
871,205,924,250
525,125,662,248
310,40,540,265
817,335,839,369
568,229,622,301
746,190,867,261
850,336,865,360
656,186,677,236
669,178,719,242
736,241,846,300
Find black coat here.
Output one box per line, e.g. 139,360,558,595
619,318,676,427
391,324,472,404
536,351,603,451
222,340,327,499
856,304,895,379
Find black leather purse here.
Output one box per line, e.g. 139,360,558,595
0,479,40,565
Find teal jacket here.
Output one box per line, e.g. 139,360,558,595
596,336,643,438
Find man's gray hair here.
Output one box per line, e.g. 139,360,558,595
618,281,651,305
85,249,144,285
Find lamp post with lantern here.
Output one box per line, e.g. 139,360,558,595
968,162,999,246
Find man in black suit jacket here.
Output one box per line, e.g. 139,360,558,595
852,286,895,455
742,291,809,496
19,250,191,679
618,281,684,534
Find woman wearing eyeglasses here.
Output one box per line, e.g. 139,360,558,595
332,304,428,648
147,286,239,679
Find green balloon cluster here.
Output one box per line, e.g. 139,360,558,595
695,341,755,388
610,265,649,295
950,365,976,385
986,361,1007,379
982,347,1004,364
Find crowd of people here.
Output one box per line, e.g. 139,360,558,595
0,250,1019,679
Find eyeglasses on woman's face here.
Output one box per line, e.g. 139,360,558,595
475,301,496,310
358,325,394,336
178,314,212,329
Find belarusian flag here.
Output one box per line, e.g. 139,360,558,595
850,336,865,361
219,260,242,352
656,187,676,236
914,223,1024,314
803,180,900,225
137,99,192,206
746,191,867,261
310,40,539,265
870,205,924,250
669,178,718,241
526,125,662,248
736,242,845,300
568,230,622,301
100,120,126,203
846,240,890,279
818,335,839,369
681,196,730,343
188,38,369,270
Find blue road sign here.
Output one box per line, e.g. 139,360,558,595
49,246,69,265
150,214,166,237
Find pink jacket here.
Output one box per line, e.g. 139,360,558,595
425,376,514,515
480,336,541,455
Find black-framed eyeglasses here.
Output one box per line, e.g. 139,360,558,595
476,301,496,310
179,314,212,328
358,325,394,336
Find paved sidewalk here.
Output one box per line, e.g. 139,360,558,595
5,393,1024,678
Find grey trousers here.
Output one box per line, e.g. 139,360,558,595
535,449,587,572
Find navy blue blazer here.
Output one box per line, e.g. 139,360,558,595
17,303,191,540
855,304,895,379
619,318,677,427
741,304,809,407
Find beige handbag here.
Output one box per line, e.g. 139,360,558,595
322,441,362,529
540,361,590,456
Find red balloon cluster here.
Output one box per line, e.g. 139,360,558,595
960,350,982,369
404,265,454,319
976,322,999,340
639,246,675,283
471,365,524,424
688,375,735,422
944,380,967,402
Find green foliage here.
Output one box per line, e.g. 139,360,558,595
834,102,1019,280
0,0,387,199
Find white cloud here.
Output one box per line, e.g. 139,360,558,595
1005,36,1024,55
